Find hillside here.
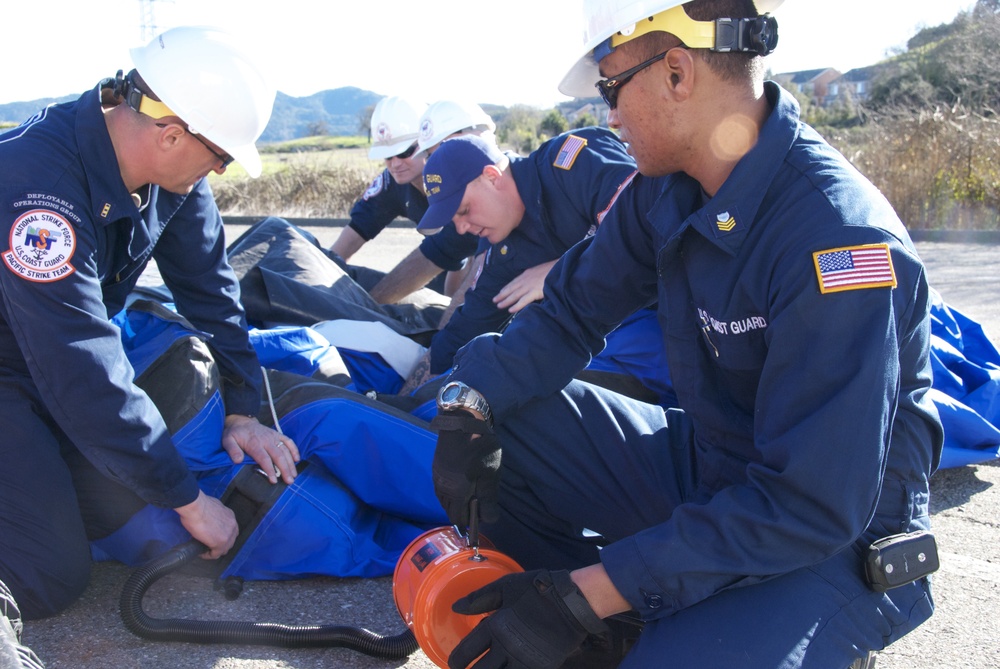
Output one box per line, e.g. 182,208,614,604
0,86,384,143
0,95,78,125
261,86,383,142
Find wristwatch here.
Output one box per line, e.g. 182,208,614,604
437,381,493,427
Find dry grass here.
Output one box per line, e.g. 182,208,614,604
212,161,378,218
824,105,1000,230
213,111,1000,229
210,144,381,218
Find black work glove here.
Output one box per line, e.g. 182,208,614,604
449,569,609,669
430,411,501,529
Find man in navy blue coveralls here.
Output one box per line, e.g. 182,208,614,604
429,1,943,668
335,160,479,299
0,27,297,619
328,95,481,304
404,128,641,390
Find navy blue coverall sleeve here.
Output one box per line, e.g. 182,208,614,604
448,176,662,412
152,181,261,417
346,170,408,241
418,223,481,272
349,171,477,272
428,246,525,374
0,203,199,510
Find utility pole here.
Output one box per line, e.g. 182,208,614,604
138,0,176,43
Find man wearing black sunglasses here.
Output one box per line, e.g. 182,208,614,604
328,96,485,305
0,27,295,620
428,1,941,668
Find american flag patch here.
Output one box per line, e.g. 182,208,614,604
553,134,587,170
813,244,896,294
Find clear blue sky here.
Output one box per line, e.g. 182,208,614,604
0,0,975,107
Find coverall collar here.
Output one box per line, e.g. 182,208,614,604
507,155,549,246
654,81,798,257
76,83,147,231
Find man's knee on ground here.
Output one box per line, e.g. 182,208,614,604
1,554,91,620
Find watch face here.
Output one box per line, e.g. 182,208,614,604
440,384,462,404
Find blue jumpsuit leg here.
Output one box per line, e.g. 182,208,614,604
486,380,693,571
486,380,933,668
0,378,91,619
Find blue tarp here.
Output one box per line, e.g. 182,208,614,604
929,290,1000,468
92,304,444,580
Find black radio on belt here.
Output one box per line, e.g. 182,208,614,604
864,531,939,592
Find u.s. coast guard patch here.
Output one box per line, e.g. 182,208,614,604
363,172,387,200
3,209,77,282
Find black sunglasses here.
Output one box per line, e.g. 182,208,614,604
189,131,235,169
390,143,418,161
595,50,668,109
156,122,234,169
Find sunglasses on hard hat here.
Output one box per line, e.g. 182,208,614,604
595,50,668,109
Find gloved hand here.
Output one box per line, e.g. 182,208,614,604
448,569,608,669
430,410,501,529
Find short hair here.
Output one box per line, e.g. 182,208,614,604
624,0,765,84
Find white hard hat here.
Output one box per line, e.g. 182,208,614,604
368,96,428,160
559,0,785,98
130,26,276,178
416,100,497,155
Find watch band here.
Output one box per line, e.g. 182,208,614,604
438,381,493,427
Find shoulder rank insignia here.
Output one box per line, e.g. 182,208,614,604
813,243,896,294
553,134,587,170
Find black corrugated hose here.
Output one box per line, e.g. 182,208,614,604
119,540,419,659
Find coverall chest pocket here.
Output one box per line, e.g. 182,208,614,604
697,308,769,374
100,226,148,287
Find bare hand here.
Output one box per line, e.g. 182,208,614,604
174,491,239,560
221,415,300,485
492,260,556,313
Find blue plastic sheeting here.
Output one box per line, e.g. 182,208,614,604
92,304,444,579
249,326,343,380
929,290,1000,468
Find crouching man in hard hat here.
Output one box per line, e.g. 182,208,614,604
0,26,298,619
329,97,495,304
429,1,942,667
